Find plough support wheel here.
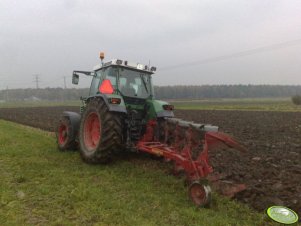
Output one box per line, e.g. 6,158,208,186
189,181,212,207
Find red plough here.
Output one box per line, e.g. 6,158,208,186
137,119,247,207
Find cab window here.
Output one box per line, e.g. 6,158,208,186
90,67,118,95
119,68,151,98
104,67,118,89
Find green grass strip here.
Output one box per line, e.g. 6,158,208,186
171,98,301,112
0,120,275,225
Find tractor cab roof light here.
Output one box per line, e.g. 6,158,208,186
137,64,144,70
126,61,137,68
99,52,105,66
99,52,105,60
150,66,156,72
116,59,123,65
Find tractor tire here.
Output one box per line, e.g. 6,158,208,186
57,116,78,151
79,98,123,163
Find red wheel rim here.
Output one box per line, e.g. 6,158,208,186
84,112,101,151
58,124,67,145
189,183,207,206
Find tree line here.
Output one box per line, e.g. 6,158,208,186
1,85,301,101
154,85,301,99
0,88,89,102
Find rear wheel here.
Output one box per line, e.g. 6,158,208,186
79,98,123,163
57,117,77,151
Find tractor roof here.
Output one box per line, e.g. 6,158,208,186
93,59,156,74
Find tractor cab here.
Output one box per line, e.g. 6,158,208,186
72,58,158,108
90,59,156,100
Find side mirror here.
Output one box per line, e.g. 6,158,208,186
72,73,79,85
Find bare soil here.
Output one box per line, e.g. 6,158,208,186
0,106,300,214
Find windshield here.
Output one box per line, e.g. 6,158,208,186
119,68,151,98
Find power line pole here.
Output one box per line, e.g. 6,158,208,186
63,76,67,89
33,74,40,89
6,86,9,102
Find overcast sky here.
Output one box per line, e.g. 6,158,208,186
1,0,301,89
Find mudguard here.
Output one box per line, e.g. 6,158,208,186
146,99,174,120
62,111,81,140
86,94,127,113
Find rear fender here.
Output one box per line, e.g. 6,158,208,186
86,94,127,113
146,99,174,120
62,111,81,140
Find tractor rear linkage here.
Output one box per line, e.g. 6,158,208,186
137,118,246,207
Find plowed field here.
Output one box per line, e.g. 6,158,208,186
0,106,300,215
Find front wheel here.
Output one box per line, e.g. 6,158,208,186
79,98,123,164
57,117,78,151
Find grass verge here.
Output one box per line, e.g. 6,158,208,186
0,120,275,226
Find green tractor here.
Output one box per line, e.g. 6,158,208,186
57,53,245,207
